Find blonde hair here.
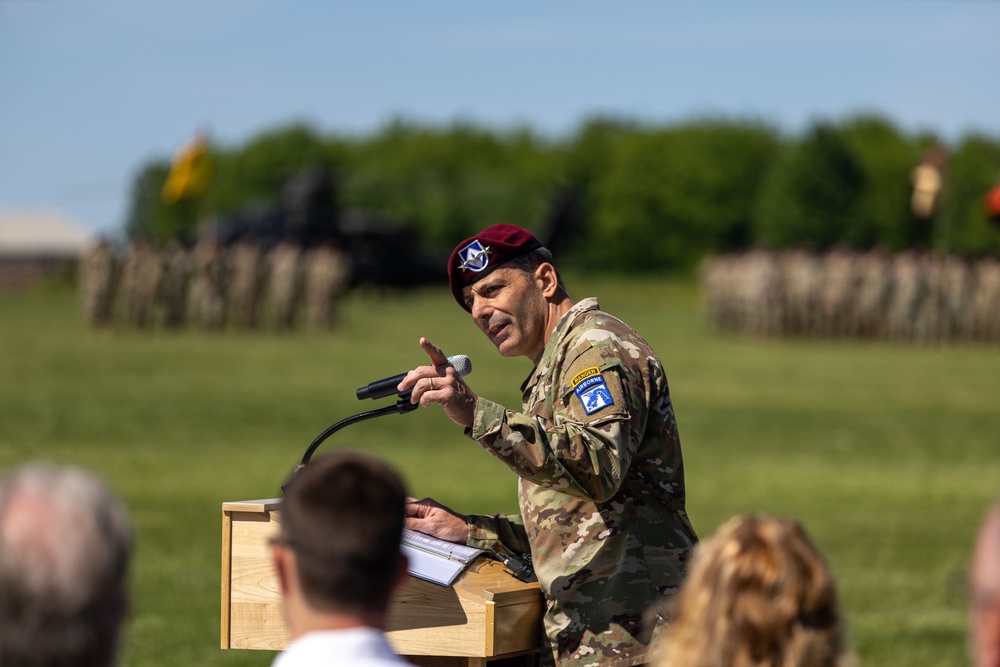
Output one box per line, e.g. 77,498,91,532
657,515,850,667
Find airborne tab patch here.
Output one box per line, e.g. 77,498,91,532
571,366,615,415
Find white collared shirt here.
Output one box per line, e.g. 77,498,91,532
271,627,409,667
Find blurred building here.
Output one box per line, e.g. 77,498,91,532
0,211,92,290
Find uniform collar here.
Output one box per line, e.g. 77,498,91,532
521,298,599,392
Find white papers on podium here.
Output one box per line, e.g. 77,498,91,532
402,529,484,587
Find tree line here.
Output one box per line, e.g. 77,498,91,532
124,115,1000,274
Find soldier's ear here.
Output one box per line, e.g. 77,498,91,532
534,262,559,300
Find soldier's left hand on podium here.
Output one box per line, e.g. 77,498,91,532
405,496,470,544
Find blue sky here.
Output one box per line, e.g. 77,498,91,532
1,0,998,235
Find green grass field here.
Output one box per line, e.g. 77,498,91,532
1,276,997,667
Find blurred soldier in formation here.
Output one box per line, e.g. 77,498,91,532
228,236,265,329
915,254,956,343
158,240,191,329
190,236,228,331
303,240,351,330
781,249,823,337
740,249,781,337
79,238,119,328
819,247,858,338
885,250,926,341
121,238,163,329
972,258,1000,341
268,238,304,330
943,256,974,341
851,248,891,338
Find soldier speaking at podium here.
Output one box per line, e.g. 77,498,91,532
398,224,698,667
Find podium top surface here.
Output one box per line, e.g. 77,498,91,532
222,498,541,605
223,498,283,512
451,558,541,606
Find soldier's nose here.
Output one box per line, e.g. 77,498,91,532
470,297,489,321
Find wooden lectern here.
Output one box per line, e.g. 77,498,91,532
221,499,545,666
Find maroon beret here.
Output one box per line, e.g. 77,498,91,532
448,224,543,311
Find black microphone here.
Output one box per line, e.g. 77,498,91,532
355,354,472,401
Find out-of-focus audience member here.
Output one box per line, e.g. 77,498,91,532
271,451,410,667
655,515,854,667
0,462,132,667
970,494,1000,667
79,237,119,328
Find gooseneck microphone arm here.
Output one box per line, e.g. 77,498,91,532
281,390,417,493
300,388,418,467
281,354,472,494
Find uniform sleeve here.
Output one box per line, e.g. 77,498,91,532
467,345,647,503
466,513,531,556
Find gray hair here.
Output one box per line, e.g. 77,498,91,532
0,462,132,667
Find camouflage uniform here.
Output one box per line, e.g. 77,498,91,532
190,238,227,331
267,240,303,330
78,239,118,328
303,242,351,330
464,298,697,667
228,238,264,329
122,240,163,330
158,241,190,329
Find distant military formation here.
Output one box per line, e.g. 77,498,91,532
78,237,350,332
701,249,1000,342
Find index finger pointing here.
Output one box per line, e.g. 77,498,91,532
419,337,450,367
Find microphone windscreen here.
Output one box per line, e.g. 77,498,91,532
449,354,472,377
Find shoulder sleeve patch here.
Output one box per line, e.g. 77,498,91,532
572,370,615,415
560,347,628,423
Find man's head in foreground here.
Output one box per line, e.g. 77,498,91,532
0,462,132,667
274,451,408,635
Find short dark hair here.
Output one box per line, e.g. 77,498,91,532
280,452,407,616
506,247,568,294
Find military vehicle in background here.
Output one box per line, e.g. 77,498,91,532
199,165,586,290
197,165,443,289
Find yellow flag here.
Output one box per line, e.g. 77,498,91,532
161,132,212,204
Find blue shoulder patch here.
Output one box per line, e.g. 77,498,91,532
573,373,615,415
